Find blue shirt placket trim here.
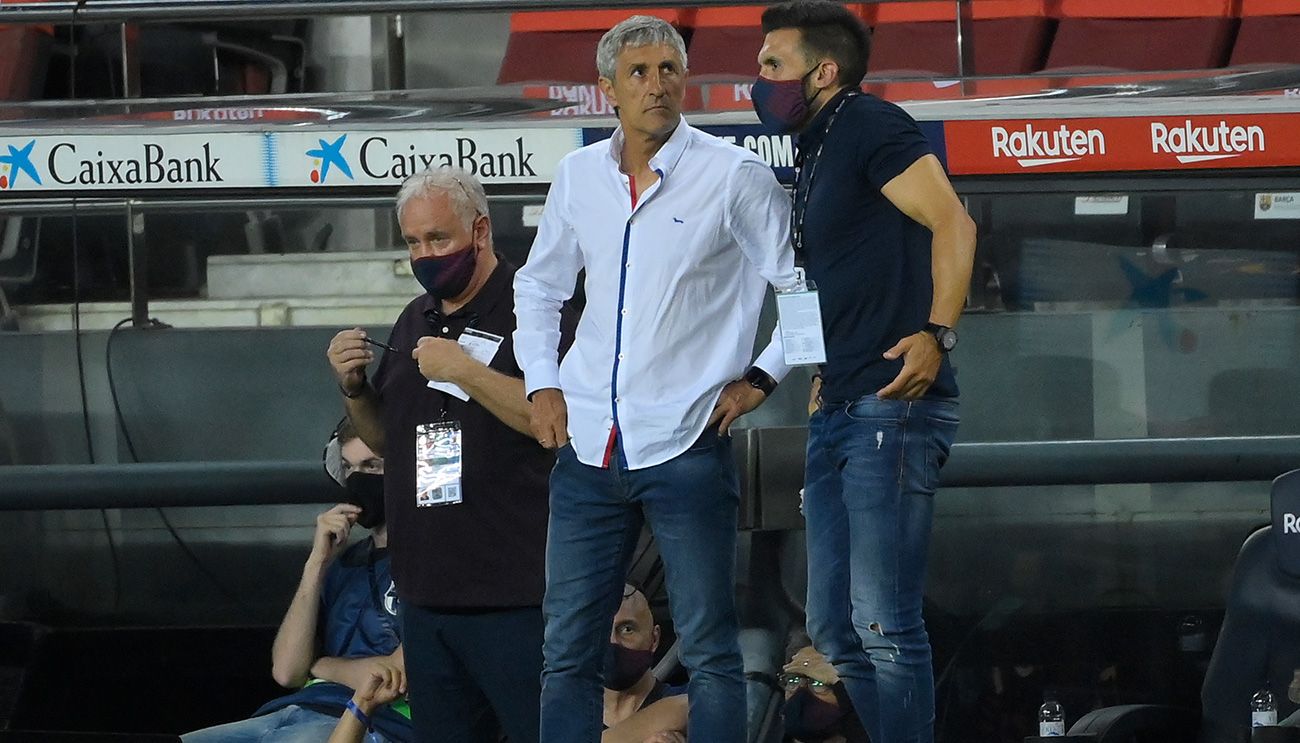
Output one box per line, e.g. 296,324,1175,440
608,168,667,463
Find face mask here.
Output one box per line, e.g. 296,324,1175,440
411,242,477,300
750,66,819,133
344,472,386,530
602,642,655,692
783,686,848,741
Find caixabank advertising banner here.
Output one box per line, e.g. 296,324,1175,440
0,132,269,192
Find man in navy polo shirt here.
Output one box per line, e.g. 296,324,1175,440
751,3,977,742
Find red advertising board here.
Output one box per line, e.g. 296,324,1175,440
944,113,1300,175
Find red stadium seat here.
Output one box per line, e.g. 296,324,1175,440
868,0,1053,76
1230,0,1300,66
687,4,874,78
498,9,694,84
0,29,52,101
1043,0,1236,72
685,6,767,78
0,0,55,101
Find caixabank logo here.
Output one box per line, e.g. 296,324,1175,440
0,140,42,189
304,134,354,184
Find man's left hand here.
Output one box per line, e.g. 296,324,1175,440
876,331,941,400
642,733,686,743
412,337,474,383
708,379,767,436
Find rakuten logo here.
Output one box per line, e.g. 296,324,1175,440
1284,513,1300,534
1150,120,1265,164
991,124,1106,167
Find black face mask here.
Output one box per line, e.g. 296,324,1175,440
602,641,656,692
784,684,849,741
344,472,386,530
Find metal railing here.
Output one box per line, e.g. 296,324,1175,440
2,435,1297,511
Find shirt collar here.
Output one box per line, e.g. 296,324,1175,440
797,87,856,150
606,115,692,178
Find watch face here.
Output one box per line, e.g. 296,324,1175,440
939,329,958,352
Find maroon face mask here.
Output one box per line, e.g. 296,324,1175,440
411,244,476,300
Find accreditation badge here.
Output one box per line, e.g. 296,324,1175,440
776,267,827,365
414,420,463,507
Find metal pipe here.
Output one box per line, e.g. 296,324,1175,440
0,460,335,510
0,0,944,25
0,193,544,216
2,436,1297,511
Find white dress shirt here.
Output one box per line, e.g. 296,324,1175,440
513,117,798,470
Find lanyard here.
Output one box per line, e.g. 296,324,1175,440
790,91,860,255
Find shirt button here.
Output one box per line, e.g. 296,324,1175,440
615,397,622,403
625,262,631,268
621,309,628,316
442,326,449,333
618,353,625,360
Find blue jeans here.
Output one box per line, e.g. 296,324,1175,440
182,704,392,743
803,395,959,743
540,430,746,743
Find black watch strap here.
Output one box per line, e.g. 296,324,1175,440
743,366,778,397
924,322,957,353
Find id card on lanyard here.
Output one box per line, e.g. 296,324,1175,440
776,267,827,365
415,420,462,507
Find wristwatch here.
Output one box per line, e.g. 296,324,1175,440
924,322,958,353
743,366,778,397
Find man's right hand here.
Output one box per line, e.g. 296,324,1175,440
529,388,570,450
309,504,361,567
328,328,374,396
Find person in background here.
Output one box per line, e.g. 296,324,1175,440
183,422,410,743
781,644,870,743
602,584,688,743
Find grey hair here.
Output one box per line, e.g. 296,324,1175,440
394,166,489,230
596,15,688,80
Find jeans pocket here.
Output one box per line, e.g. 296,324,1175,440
924,414,960,488
844,395,907,424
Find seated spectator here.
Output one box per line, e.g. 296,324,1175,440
183,422,411,743
780,644,869,743
602,584,689,743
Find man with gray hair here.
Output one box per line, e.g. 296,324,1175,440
514,15,799,743
327,166,574,743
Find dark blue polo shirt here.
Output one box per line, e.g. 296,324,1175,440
794,90,958,404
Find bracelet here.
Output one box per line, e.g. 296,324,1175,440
346,699,373,730
340,380,367,399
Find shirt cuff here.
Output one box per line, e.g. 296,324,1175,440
522,361,563,399
753,339,792,384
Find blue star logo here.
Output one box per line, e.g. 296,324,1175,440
0,140,42,188
1111,256,1209,347
305,134,353,184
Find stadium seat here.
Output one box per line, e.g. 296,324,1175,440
1067,469,1300,743
498,9,695,84
684,6,767,78
1229,0,1300,66
0,25,52,100
1043,0,1236,72
868,0,1054,76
